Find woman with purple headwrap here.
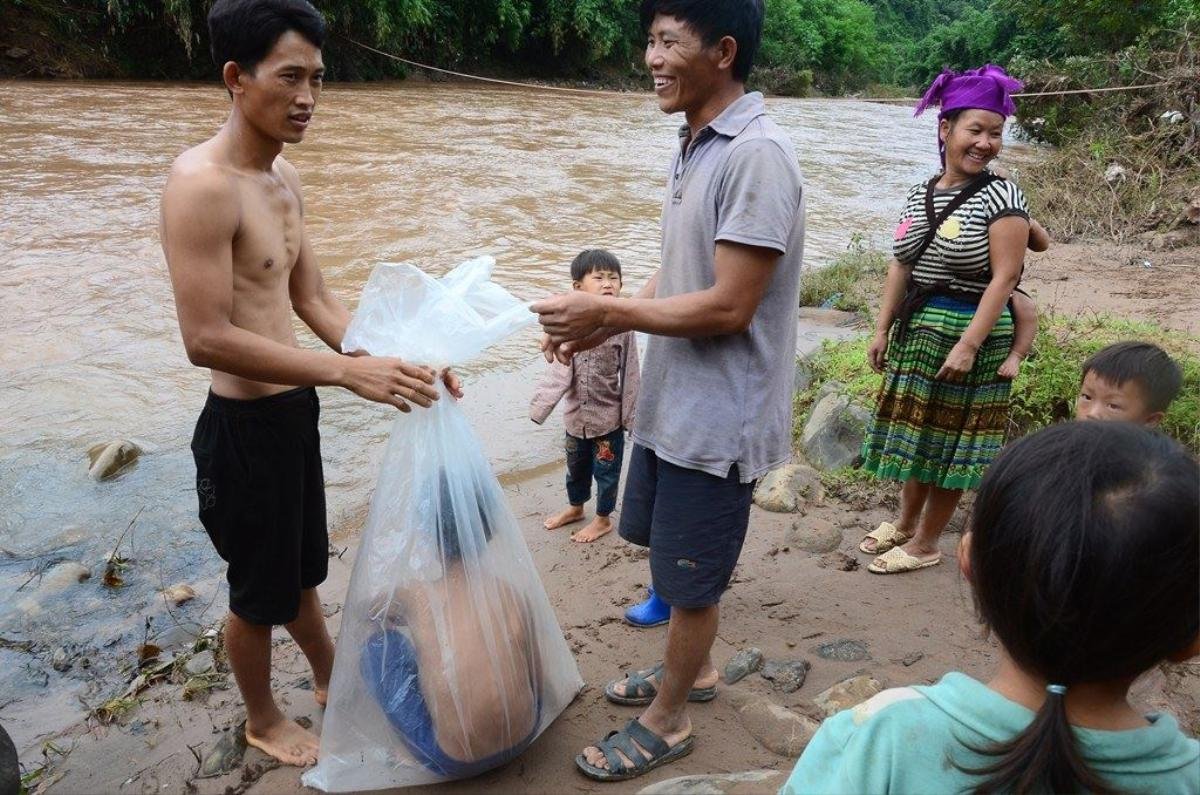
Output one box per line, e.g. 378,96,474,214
857,65,1039,575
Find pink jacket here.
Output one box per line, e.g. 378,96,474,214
529,331,640,439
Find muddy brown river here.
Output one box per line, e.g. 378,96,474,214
0,79,985,748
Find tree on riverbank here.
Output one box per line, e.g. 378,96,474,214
5,0,1191,94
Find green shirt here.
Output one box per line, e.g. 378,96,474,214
782,672,1199,795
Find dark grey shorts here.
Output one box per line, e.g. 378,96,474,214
618,444,755,609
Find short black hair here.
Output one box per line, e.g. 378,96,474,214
570,249,622,283
639,0,764,83
208,0,326,73
1081,341,1183,413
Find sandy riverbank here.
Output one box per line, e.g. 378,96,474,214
22,458,1200,795
17,237,1200,794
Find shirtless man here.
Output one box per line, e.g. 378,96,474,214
160,0,459,766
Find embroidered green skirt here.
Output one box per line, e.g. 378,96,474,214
861,295,1014,490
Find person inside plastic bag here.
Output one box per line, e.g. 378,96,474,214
360,470,542,778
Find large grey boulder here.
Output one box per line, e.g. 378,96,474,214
801,388,872,471
732,693,821,757
753,463,824,513
638,770,784,795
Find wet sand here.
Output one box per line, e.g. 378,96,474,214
25,464,1200,795
15,468,984,795
16,239,1200,794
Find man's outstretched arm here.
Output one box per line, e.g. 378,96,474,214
161,166,438,411
279,161,463,398
534,241,778,345
539,270,661,364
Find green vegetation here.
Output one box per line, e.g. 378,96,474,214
798,235,887,315
796,314,1200,452
6,0,1195,97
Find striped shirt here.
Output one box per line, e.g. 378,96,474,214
892,175,1029,295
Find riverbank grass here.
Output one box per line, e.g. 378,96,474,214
799,236,888,316
795,314,1200,453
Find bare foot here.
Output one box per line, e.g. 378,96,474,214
897,539,941,564
544,505,585,530
314,687,327,708
571,515,612,543
245,715,320,766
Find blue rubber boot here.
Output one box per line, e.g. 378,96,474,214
623,587,670,628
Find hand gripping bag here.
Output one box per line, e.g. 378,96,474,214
303,256,583,791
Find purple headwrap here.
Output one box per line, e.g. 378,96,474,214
914,64,1023,163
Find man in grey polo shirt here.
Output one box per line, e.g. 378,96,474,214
534,0,803,781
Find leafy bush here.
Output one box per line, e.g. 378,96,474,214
795,313,1200,452
1009,314,1199,449
798,237,888,315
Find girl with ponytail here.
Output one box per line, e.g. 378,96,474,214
783,421,1199,794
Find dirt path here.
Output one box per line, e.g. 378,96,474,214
1022,240,1199,337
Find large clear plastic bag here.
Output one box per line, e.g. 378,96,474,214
303,257,583,791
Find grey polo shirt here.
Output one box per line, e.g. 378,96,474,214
632,91,805,483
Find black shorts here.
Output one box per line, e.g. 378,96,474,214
618,444,755,609
191,387,328,625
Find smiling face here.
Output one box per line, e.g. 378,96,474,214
227,30,324,145
573,269,622,297
644,15,729,118
1075,371,1162,425
940,109,1005,179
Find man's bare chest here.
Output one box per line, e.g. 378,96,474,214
232,177,302,281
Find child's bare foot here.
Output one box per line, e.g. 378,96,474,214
314,686,327,708
544,505,585,530
245,714,320,766
998,355,1022,379
572,515,612,543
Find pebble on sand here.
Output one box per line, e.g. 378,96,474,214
784,518,843,554
724,647,765,685
184,650,216,677
760,659,811,693
162,584,196,605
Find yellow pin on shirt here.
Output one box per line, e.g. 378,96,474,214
937,217,962,240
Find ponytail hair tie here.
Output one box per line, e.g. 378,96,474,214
1046,684,1068,696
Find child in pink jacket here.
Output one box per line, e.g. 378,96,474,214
530,250,639,543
